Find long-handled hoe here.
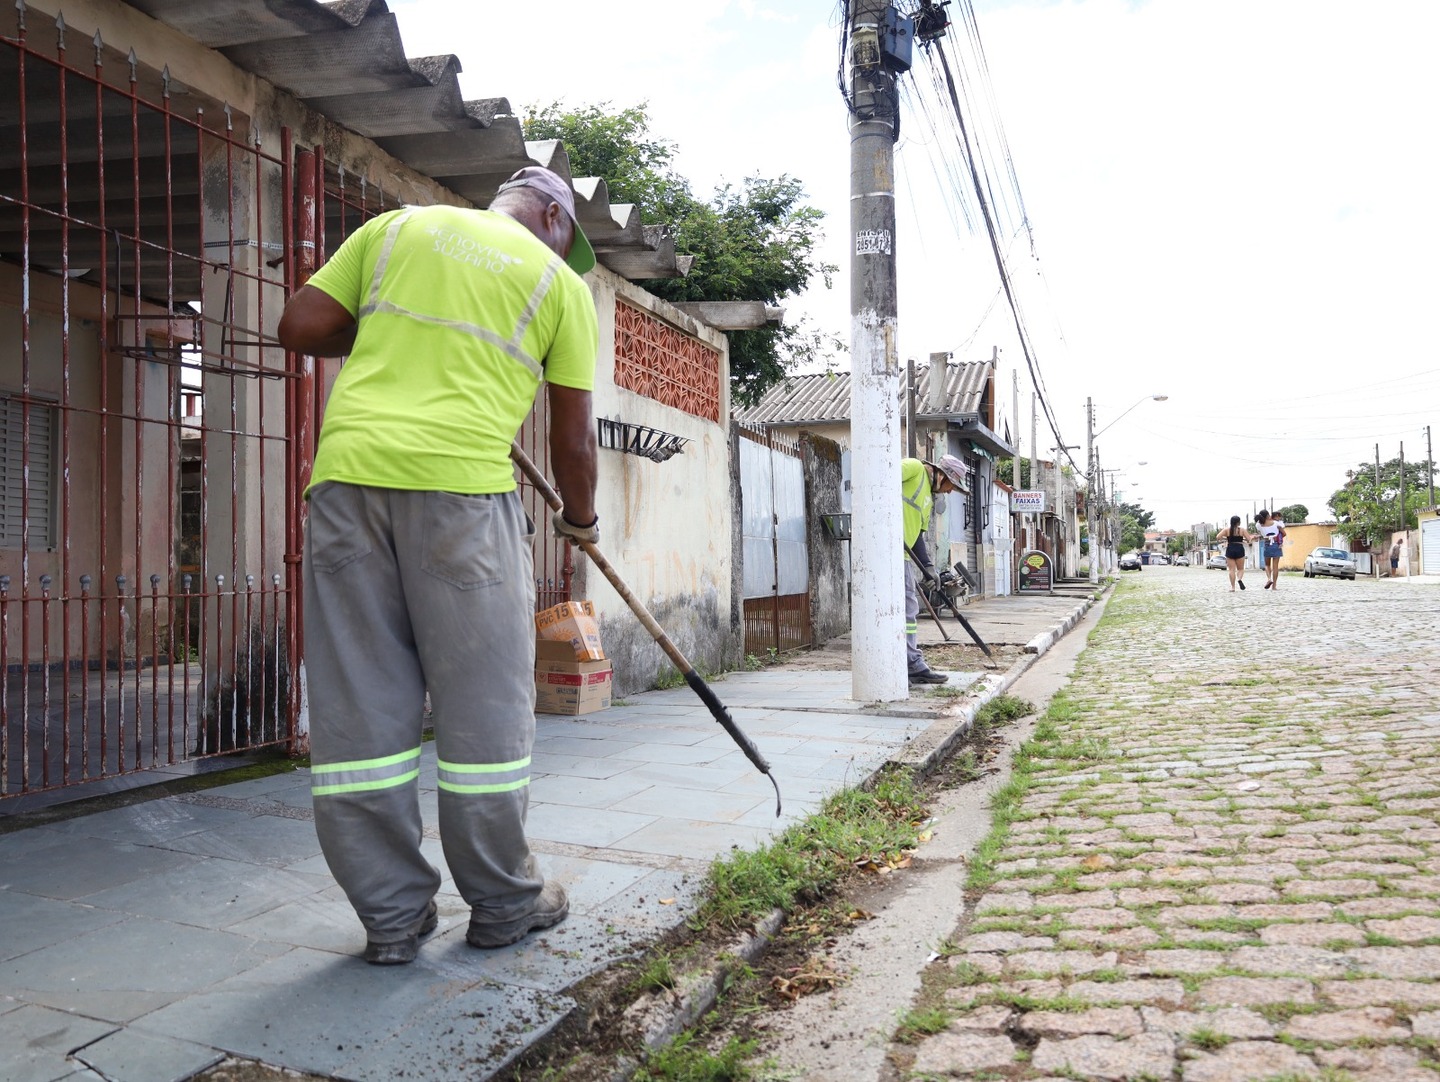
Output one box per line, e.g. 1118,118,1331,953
511,443,782,817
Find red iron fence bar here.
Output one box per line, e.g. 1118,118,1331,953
1,10,298,798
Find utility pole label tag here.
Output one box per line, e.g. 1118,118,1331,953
854,228,892,256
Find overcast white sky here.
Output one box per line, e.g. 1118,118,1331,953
389,0,1440,532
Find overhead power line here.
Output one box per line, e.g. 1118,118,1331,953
908,25,1079,472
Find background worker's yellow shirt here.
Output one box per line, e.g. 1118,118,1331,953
901,458,933,548
305,205,598,494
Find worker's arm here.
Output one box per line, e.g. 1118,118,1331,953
277,285,357,358
909,534,939,586
546,383,597,529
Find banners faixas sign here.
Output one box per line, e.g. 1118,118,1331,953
1011,490,1047,513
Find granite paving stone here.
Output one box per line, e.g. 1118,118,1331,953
904,574,1440,1082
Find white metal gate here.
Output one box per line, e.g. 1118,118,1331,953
1422,519,1440,575
738,428,810,654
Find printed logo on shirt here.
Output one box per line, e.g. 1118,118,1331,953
426,226,521,273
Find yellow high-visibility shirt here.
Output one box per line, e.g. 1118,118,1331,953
305,205,598,494
901,458,932,549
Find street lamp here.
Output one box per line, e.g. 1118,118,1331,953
1087,395,1167,582
1093,395,1169,440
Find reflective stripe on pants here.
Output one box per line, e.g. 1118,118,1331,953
904,560,924,674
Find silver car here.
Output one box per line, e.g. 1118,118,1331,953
1303,546,1357,580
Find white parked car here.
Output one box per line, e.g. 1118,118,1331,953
1303,547,1357,580
1171,555,1191,566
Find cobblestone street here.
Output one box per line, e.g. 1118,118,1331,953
909,569,1440,1081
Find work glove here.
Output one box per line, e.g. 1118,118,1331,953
552,510,599,546
920,565,940,591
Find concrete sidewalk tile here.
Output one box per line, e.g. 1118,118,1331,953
225,888,390,955
731,796,818,829
0,888,129,962
80,859,332,931
575,866,705,930
72,1027,224,1082
423,912,656,994
39,799,260,845
133,946,454,1075
611,785,767,823
529,751,644,780
607,760,753,792
0,1003,116,1082
613,741,729,767
337,983,575,1082
523,802,657,848
606,816,773,860
3,916,288,1022
2,838,207,902
534,735,646,758
154,813,327,868
528,772,654,809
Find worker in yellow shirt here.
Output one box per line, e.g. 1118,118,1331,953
902,455,967,684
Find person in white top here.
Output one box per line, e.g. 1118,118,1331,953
1256,509,1285,590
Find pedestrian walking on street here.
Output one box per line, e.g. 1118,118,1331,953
277,166,600,965
1257,509,1285,589
902,456,967,684
1391,538,1403,577
1221,515,1252,591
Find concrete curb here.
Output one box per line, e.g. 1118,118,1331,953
1024,591,1104,655
603,583,1114,1077
896,583,1111,777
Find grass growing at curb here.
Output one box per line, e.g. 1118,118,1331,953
633,1032,763,1082
967,690,1076,893
697,766,929,931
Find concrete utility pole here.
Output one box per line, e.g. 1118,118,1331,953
1012,369,1019,475
905,358,917,458
1427,425,1435,506
1052,444,1077,567
1375,444,1382,538
1086,397,1097,585
847,0,906,702
1400,441,1406,532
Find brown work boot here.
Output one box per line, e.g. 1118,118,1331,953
466,881,569,949
363,899,438,966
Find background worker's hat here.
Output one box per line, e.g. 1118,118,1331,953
495,166,596,276
933,454,969,491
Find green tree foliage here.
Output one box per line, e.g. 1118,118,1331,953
1119,512,1146,554
1167,531,1194,555
1275,503,1309,524
1328,457,1435,544
1116,501,1154,532
996,458,1032,488
522,102,841,406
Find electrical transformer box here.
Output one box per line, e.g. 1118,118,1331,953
880,7,915,73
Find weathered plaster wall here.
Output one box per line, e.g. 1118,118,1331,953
583,277,737,696
800,433,850,645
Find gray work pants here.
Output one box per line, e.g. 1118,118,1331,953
904,560,924,673
303,482,542,942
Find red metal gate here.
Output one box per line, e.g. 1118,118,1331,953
0,10,300,799
0,9,577,802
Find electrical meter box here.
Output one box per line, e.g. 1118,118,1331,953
880,7,915,73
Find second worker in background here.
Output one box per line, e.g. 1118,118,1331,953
901,455,968,685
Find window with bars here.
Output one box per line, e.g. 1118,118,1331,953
0,394,57,549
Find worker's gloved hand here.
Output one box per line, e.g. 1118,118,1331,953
920,565,940,591
552,510,599,546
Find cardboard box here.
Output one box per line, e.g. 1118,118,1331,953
534,600,605,661
534,638,613,716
